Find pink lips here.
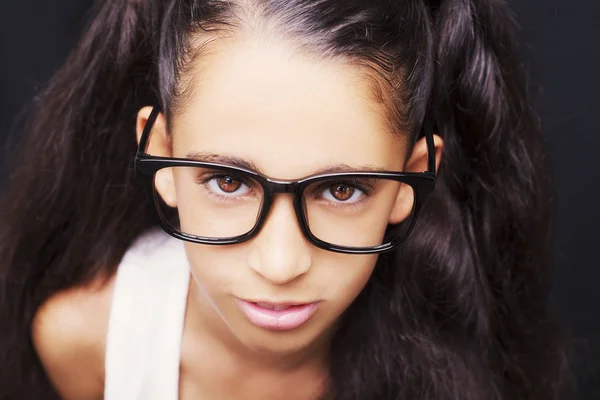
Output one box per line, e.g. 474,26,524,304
235,298,319,331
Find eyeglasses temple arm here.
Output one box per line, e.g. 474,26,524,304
136,106,161,157
425,129,436,175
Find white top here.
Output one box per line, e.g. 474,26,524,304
104,229,190,400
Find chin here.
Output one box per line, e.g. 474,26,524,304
231,318,329,357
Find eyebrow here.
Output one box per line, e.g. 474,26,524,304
186,152,262,172
185,151,388,176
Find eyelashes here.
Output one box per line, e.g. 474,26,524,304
195,172,375,209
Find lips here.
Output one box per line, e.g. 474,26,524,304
255,302,300,311
235,298,320,331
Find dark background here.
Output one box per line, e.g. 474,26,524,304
0,0,598,398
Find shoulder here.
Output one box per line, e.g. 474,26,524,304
31,274,116,400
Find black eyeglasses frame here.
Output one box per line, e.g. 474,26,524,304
134,107,437,254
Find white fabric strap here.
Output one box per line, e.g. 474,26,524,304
104,230,190,400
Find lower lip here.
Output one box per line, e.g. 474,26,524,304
235,299,319,331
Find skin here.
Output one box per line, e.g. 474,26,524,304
32,34,443,400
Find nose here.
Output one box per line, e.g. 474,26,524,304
247,195,313,285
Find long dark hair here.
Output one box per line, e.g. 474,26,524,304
0,0,573,399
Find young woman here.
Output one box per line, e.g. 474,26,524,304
0,0,573,399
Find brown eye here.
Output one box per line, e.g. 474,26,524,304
329,183,355,201
217,176,242,193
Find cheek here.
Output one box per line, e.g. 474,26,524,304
183,243,246,294
321,254,378,305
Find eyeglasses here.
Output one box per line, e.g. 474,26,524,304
134,107,436,254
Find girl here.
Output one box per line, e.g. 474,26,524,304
0,0,573,399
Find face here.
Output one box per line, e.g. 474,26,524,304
138,36,417,357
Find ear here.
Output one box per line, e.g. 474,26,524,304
136,106,171,156
136,106,178,207
404,134,444,174
388,134,443,224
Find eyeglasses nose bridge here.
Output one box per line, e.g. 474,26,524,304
264,179,301,195
257,180,307,236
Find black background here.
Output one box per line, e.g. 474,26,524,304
0,1,598,398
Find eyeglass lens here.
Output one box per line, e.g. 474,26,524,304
152,166,416,249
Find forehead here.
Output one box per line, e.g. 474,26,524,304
170,37,408,179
